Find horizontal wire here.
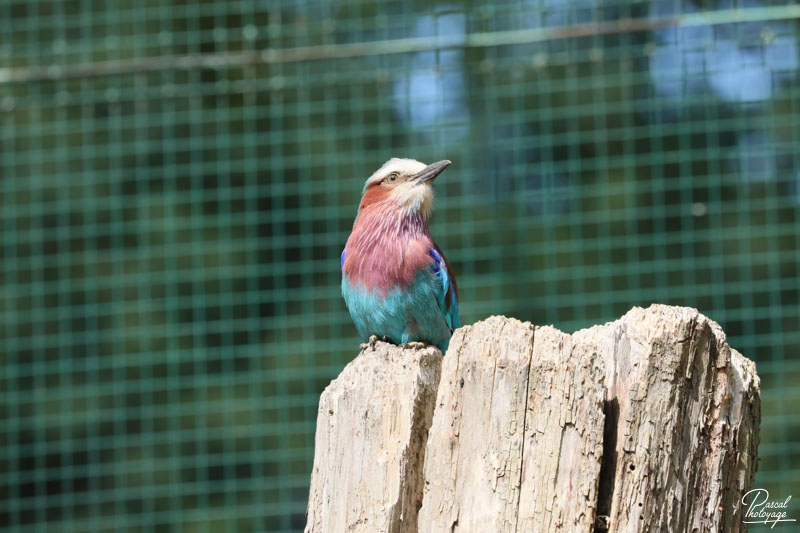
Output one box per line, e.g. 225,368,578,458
0,5,799,84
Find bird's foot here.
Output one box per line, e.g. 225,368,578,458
401,341,427,350
360,335,379,351
360,335,387,351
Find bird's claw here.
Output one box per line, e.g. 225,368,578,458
401,341,427,350
360,335,387,351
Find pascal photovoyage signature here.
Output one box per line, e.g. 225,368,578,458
736,488,796,529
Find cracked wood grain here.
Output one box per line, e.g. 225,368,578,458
417,317,538,532
580,305,761,533
418,318,606,532
304,342,442,533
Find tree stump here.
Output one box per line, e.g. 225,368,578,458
306,305,760,533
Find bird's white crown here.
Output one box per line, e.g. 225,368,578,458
362,158,427,192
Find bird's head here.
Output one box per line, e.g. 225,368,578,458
358,158,451,219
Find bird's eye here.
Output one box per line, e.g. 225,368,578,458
386,174,398,183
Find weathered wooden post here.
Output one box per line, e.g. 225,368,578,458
306,305,760,533
305,343,442,533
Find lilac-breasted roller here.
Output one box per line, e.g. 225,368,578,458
341,158,460,353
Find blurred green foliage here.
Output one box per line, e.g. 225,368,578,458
1,1,799,532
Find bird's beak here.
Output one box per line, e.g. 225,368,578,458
413,160,451,185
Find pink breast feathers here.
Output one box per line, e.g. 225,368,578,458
343,205,433,294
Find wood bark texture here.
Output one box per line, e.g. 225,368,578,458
306,305,760,533
304,343,442,533
417,317,607,532
581,305,761,533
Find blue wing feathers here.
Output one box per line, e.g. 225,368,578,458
429,245,460,332
340,249,346,270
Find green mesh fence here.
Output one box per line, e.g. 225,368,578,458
1,1,799,531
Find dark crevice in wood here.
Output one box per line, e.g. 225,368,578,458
594,398,619,532
513,326,535,533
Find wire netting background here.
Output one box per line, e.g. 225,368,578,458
1,0,799,531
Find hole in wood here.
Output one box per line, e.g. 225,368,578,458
594,398,619,533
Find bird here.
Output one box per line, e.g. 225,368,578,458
341,158,460,353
